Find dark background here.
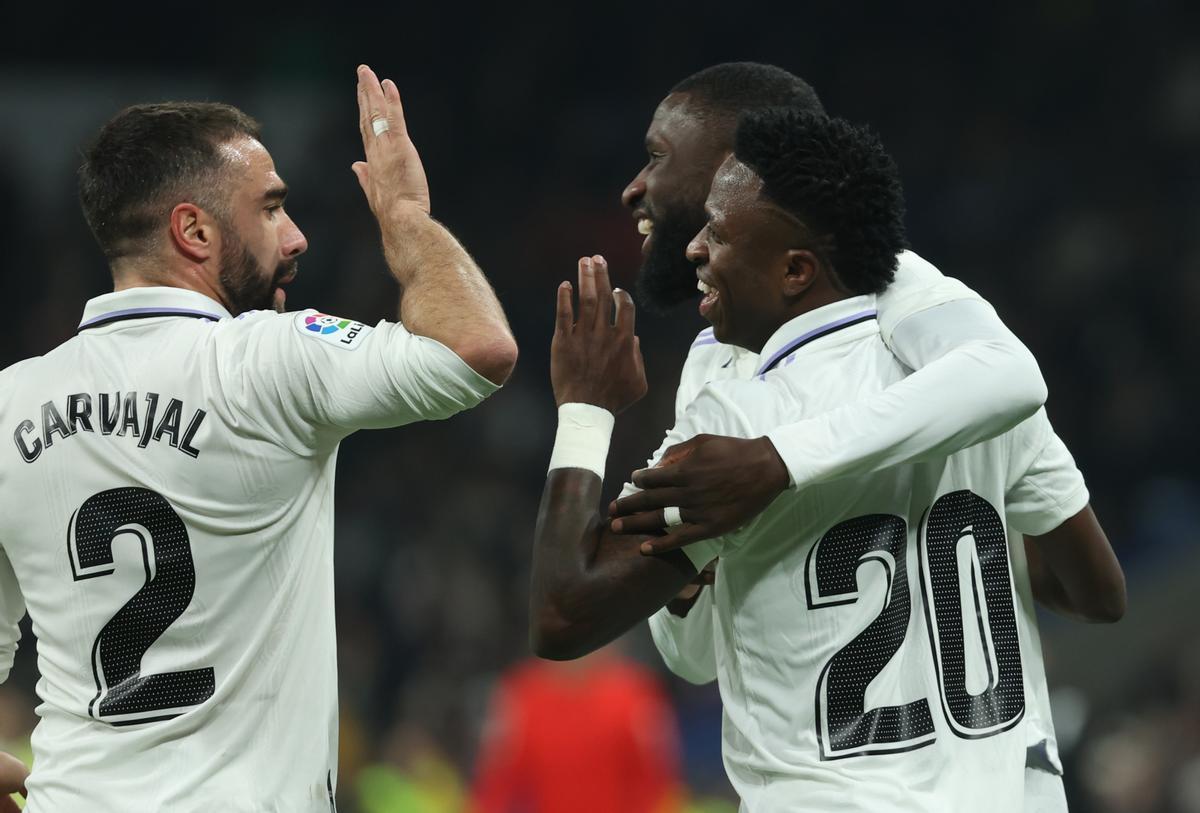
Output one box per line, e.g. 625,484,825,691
0,2,1196,810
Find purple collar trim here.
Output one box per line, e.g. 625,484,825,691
78,307,223,331
755,309,877,376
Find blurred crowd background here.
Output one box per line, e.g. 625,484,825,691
1,2,1197,811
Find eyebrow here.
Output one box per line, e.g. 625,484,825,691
262,185,288,204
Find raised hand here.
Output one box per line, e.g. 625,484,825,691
609,434,789,554
551,256,647,414
351,64,431,218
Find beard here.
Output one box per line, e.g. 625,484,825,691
219,232,296,315
633,202,707,315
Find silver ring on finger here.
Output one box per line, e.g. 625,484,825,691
663,506,683,528
371,116,390,137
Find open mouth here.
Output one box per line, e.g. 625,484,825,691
635,214,654,254
697,277,719,318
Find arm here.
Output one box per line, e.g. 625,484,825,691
531,256,697,661
0,546,21,686
1022,506,1126,623
352,65,516,385
0,549,28,811
612,298,1048,551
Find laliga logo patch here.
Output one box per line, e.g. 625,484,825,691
305,314,351,334
294,310,371,350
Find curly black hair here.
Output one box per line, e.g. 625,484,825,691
670,62,825,127
734,109,907,295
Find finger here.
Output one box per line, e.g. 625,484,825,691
611,486,690,518
555,281,574,335
640,524,707,555
356,81,371,150
0,797,18,813
630,463,688,490
357,64,389,146
590,255,612,328
351,162,369,195
381,78,409,136
610,509,676,535
613,287,635,335
577,257,597,327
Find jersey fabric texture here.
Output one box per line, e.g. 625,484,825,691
633,266,1084,810
0,287,497,812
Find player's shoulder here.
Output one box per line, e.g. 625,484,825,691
877,250,985,335
211,308,377,352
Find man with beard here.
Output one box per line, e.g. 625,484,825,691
530,108,1123,811
606,64,1112,810
0,65,516,811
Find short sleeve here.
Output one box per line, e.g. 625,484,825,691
648,589,718,685
0,544,24,684
1005,412,1090,536
876,250,983,346
210,310,499,452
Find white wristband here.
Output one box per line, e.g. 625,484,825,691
548,403,615,479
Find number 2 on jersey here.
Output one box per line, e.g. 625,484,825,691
806,491,1024,760
68,487,215,726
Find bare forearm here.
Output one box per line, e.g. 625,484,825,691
381,207,516,383
531,469,694,660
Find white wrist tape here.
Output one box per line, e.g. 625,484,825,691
548,403,615,479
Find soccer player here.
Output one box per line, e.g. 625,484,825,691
0,65,516,811
529,109,1124,810
606,63,1117,810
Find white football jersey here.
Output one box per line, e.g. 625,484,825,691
0,287,497,812
636,292,1085,811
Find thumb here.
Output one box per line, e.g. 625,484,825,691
351,161,370,195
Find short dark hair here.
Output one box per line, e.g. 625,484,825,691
78,102,262,261
670,62,825,127
734,109,907,295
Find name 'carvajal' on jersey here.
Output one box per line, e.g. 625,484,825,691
13,392,206,463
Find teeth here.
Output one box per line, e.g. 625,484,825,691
637,218,654,235
697,280,713,294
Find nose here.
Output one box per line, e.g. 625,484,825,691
281,214,308,258
621,171,647,209
686,228,708,265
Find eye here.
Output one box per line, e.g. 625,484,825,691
265,204,283,219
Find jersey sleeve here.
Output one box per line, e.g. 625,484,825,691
212,310,499,451
766,298,1047,490
875,250,984,345
0,545,24,684
1005,410,1090,536
647,589,718,685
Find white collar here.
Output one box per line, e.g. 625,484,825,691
78,287,233,331
754,295,878,377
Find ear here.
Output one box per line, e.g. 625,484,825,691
168,203,218,264
781,248,820,297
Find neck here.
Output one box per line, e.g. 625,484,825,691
111,257,230,310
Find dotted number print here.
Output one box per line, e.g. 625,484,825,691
68,487,215,726
807,514,936,759
806,492,1024,759
919,491,1025,738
